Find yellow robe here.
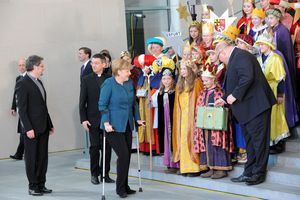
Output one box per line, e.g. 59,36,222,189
257,52,290,145
172,79,203,173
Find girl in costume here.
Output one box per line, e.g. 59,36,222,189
237,0,255,34
194,63,233,179
266,8,299,130
172,60,203,176
191,45,206,78
157,68,179,173
187,21,202,47
249,8,268,42
256,33,290,152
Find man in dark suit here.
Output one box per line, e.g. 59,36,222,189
79,47,93,80
10,58,26,160
16,55,54,196
215,41,276,186
79,53,114,185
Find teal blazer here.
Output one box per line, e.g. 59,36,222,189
98,77,140,133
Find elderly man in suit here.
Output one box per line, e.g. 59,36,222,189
10,58,27,160
215,40,276,185
79,53,114,185
16,55,54,196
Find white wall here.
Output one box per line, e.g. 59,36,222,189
0,0,127,158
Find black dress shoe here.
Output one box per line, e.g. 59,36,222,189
118,193,128,198
10,155,22,160
245,174,265,186
40,187,52,193
91,176,100,185
230,174,251,182
126,189,136,195
28,189,43,196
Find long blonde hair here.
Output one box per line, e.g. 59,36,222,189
176,61,196,93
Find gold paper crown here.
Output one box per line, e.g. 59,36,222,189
243,0,254,4
252,8,265,19
120,50,130,58
202,22,214,35
223,25,240,41
201,63,218,78
189,20,201,29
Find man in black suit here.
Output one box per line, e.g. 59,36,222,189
79,53,114,185
215,41,276,186
79,47,93,80
16,55,54,196
10,58,27,160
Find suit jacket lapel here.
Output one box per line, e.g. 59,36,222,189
26,75,46,103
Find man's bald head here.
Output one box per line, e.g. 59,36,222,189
215,41,234,65
18,57,26,74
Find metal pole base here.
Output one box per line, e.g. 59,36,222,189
101,195,106,200
139,187,143,192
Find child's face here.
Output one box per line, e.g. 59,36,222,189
237,40,249,51
202,34,214,45
202,76,215,89
180,65,188,78
182,49,192,60
151,44,163,56
202,11,210,19
161,75,173,89
192,50,200,61
209,52,218,63
259,0,269,10
189,27,200,39
251,16,263,27
243,2,254,16
259,43,271,54
267,14,279,27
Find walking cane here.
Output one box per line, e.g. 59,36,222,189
135,126,143,192
101,131,106,200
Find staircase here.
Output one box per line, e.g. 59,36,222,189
75,126,300,200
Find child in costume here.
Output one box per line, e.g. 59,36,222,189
156,68,179,173
237,0,255,34
172,60,203,176
194,63,233,179
256,33,290,153
249,8,267,42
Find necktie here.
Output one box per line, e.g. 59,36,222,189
80,65,85,77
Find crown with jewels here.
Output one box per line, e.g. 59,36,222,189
201,63,218,78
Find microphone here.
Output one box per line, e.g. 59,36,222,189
133,14,146,18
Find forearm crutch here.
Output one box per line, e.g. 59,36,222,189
135,126,143,192
101,131,106,200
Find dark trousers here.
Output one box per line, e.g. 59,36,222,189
241,109,271,177
14,134,24,158
24,132,49,190
89,127,112,177
106,124,132,195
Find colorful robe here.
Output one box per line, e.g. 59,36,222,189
194,86,233,170
172,79,203,173
237,16,253,35
258,52,290,145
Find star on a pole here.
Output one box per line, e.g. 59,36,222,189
176,3,189,21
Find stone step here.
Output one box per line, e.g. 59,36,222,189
127,163,300,200
286,138,300,153
275,152,300,169
75,152,300,199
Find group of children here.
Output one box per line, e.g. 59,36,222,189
116,0,299,179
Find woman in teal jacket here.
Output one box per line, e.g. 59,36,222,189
99,58,144,198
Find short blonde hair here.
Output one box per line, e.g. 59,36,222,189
112,58,132,76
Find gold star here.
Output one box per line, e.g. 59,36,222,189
176,3,189,21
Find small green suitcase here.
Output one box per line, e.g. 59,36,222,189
196,106,228,131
